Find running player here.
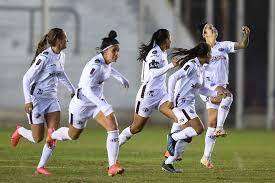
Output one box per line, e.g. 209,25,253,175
47,30,128,177
162,42,225,173
199,23,250,168
10,28,75,175
119,29,178,147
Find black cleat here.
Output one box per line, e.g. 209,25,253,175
167,133,177,156
161,161,182,173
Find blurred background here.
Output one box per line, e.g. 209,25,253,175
0,0,274,130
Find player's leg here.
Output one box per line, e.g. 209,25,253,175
11,109,45,147
95,111,124,176
215,86,233,137
201,108,218,169
35,111,60,175
163,117,204,173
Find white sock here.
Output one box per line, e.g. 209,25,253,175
171,127,198,141
165,140,188,164
18,127,35,143
203,127,216,160
107,130,119,167
51,127,72,141
170,123,181,133
119,126,133,146
37,143,55,168
217,96,233,130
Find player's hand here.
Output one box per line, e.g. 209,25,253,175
217,90,226,99
122,78,129,88
242,26,250,35
167,101,174,109
171,57,179,67
25,103,33,113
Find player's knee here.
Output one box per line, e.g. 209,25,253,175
183,137,192,143
196,127,204,135
33,136,44,143
130,125,143,134
70,134,80,140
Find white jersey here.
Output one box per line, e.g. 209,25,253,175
23,47,75,104
77,53,128,111
204,41,236,87
140,45,174,94
168,58,217,107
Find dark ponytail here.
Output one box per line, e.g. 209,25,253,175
170,42,211,67
137,29,170,62
31,28,65,66
97,30,119,52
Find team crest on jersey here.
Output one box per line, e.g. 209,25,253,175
36,59,42,65
94,59,100,63
152,50,158,54
218,48,225,52
184,64,190,71
149,60,160,69
143,108,149,112
43,51,49,55
90,68,95,75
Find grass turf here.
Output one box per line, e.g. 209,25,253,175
0,127,274,182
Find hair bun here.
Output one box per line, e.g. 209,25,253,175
108,30,117,39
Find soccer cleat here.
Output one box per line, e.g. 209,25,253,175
214,129,227,137
166,133,177,156
108,164,125,176
164,151,182,161
11,125,22,147
161,161,182,173
46,128,56,148
200,157,214,169
35,167,51,175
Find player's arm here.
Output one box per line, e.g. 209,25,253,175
168,63,194,102
58,71,76,96
22,56,46,104
234,26,250,50
149,56,177,79
110,67,129,88
81,65,111,111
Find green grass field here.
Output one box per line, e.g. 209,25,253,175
0,127,274,183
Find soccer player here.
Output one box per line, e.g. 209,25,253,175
10,28,75,175
162,42,226,173
47,30,129,176
199,23,250,168
119,29,178,147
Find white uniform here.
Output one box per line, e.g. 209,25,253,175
168,58,217,125
23,47,75,124
201,41,236,109
69,53,128,129
135,45,174,117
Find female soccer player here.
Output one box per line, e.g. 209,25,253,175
199,23,250,168
119,29,178,147
11,28,75,175
47,30,129,177
162,42,225,173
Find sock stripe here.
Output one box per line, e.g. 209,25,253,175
29,112,33,124
70,113,73,125
135,101,141,114
182,109,191,121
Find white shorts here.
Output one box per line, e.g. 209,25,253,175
135,85,168,118
27,97,60,125
200,84,227,110
68,96,114,129
172,102,198,125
